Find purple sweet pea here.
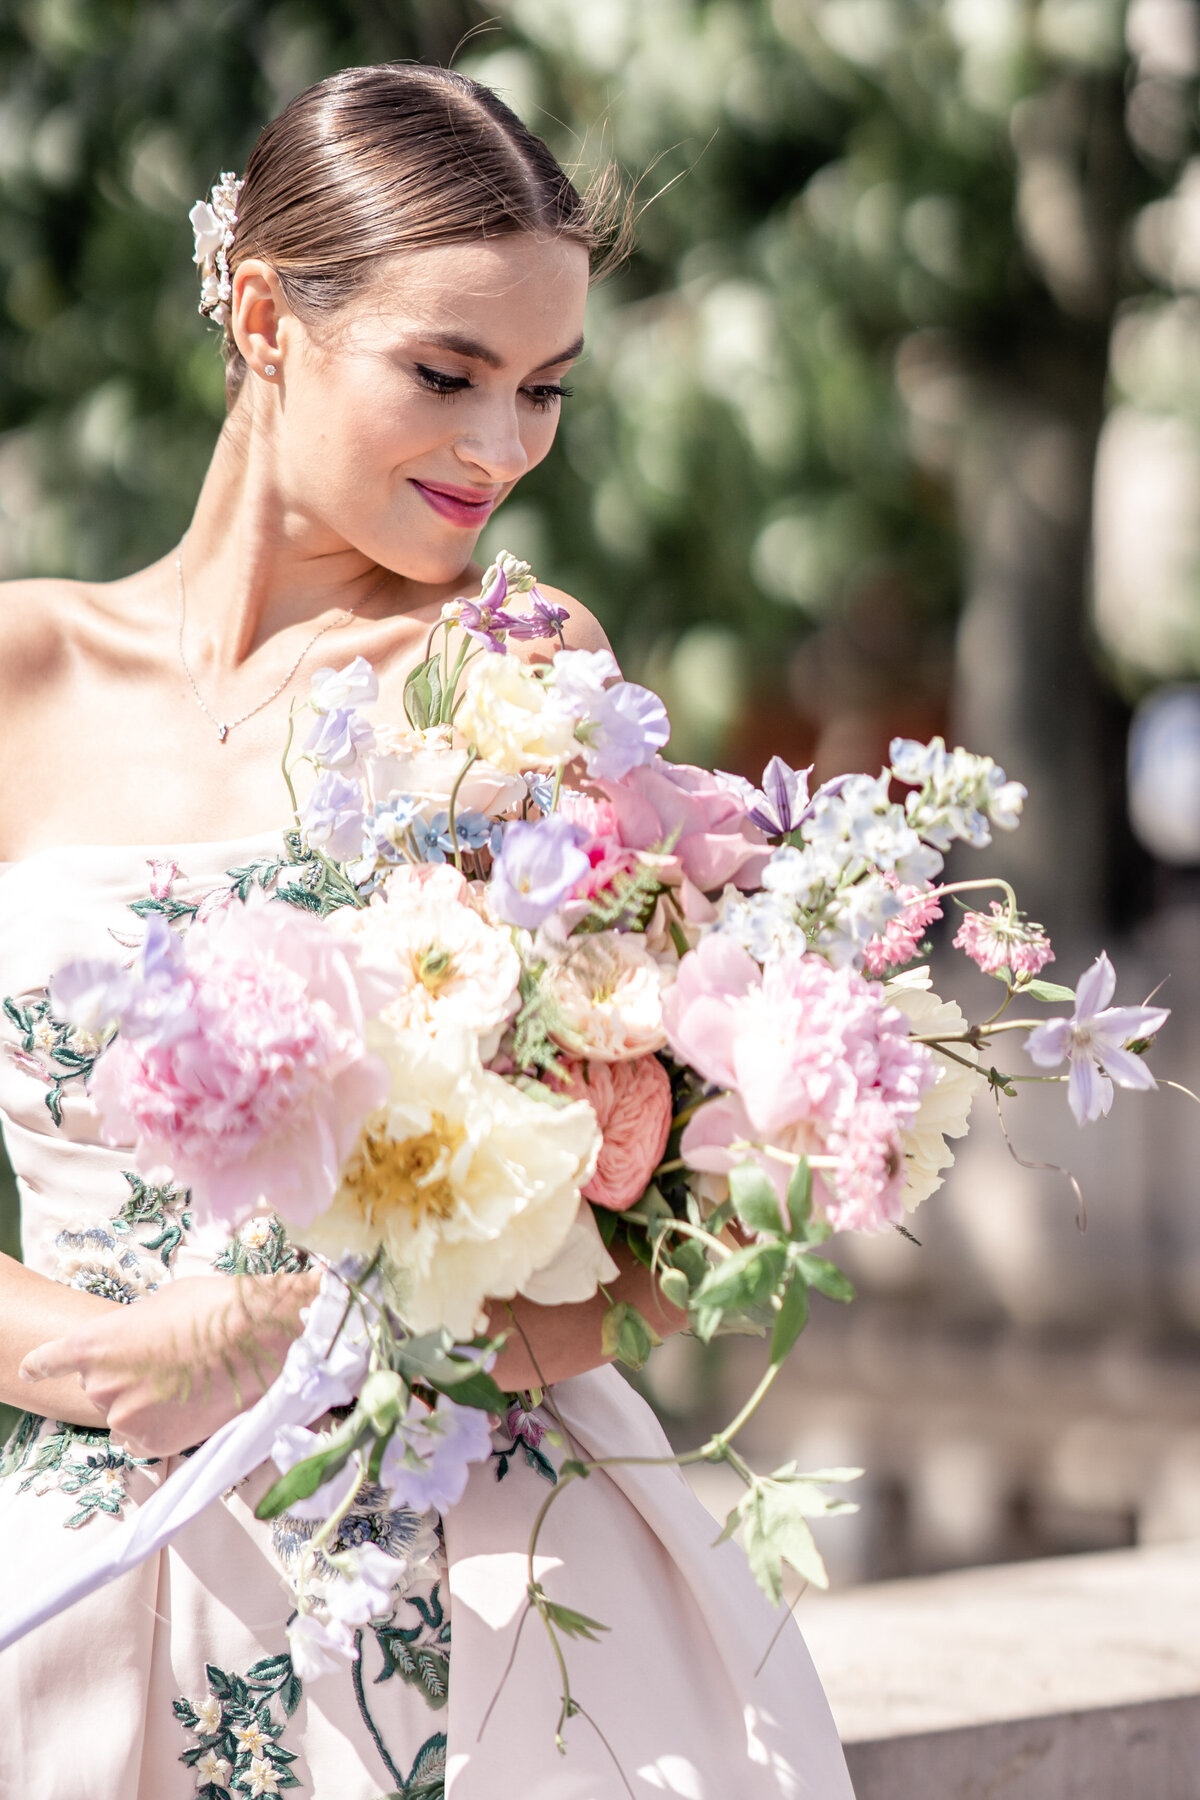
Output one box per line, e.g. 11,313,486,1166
1025,951,1171,1125
50,911,190,1043
491,816,591,927
309,655,379,713
304,705,376,773
577,681,671,779
378,1394,495,1515
299,769,368,861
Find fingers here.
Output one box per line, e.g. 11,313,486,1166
18,1335,82,1385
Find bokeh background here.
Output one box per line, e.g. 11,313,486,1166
3,0,1200,1587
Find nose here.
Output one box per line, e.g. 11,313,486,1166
455,396,529,486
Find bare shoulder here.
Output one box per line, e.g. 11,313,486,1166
0,576,81,702
535,585,615,660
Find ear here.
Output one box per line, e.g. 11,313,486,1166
228,258,294,378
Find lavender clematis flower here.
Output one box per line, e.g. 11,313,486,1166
491,816,591,927
737,756,814,836
304,705,376,773
1025,951,1170,1125
378,1394,495,1515
504,588,570,642
299,769,368,861
309,655,379,713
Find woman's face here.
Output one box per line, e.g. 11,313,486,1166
242,233,590,587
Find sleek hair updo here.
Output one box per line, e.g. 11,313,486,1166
218,61,627,410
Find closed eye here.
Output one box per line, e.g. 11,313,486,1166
414,365,574,412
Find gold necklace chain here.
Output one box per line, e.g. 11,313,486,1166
175,546,390,742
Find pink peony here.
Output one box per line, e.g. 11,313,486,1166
954,902,1054,978
664,935,935,1232
552,1055,674,1210
862,880,944,977
597,759,771,893
81,894,389,1229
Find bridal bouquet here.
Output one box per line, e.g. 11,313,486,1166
33,551,1173,1715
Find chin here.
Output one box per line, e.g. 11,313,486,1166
375,533,481,589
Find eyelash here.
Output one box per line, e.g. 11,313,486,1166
414,365,573,412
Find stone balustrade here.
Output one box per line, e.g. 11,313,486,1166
799,1541,1200,1798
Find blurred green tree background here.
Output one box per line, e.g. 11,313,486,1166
2,0,1197,1437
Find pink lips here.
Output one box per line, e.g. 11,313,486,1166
411,479,499,528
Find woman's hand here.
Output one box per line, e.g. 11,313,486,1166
487,1243,688,1393
19,1270,320,1459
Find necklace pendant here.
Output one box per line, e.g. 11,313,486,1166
217,723,229,742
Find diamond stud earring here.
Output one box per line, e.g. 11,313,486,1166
264,363,277,377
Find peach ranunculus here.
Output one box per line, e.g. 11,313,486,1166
332,863,520,1052
553,1056,674,1210
368,723,527,820
543,930,670,1062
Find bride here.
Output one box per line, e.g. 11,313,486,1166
0,62,854,1800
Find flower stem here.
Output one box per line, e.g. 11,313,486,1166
447,748,479,873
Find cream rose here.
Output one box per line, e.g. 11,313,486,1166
369,723,527,819
544,930,670,1062
454,656,578,773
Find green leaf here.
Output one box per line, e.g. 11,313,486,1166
658,1266,692,1311
1021,978,1076,1003
744,1483,831,1598
542,1598,611,1642
594,1205,619,1247
770,1274,809,1363
403,657,442,730
601,1301,662,1371
559,1458,591,1480
254,1424,363,1521
794,1254,855,1303
392,1331,508,1413
729,1161,786,1237
786,1158,814,1237
692,1243,786,1316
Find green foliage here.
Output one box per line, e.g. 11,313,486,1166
718,1462,862,1603
601,1299,662,1370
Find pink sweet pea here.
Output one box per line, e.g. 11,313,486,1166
57,893,390,1229
598,759,771,893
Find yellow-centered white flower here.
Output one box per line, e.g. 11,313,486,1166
885,968,984,1208
298,1025,601,1337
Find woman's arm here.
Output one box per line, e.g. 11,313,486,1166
0,1252,120,1428
487,1243,687,1393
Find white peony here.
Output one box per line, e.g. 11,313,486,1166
298,1025,601,1337
454,656,578,774
333,862,520,1053
369,723,527,820
885,968,985,1208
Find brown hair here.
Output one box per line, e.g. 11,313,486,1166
217,61,629,409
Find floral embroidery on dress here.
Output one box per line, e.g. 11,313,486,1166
112,1170,194,1265
372,1730,446,1800
1,990,106,1124
1,1415,156,1528
213,1213,308,1279
371,1582,451,1710
53,1220,162,1304
174,1653,302,1797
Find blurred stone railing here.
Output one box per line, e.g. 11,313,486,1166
801,1541,1200,1798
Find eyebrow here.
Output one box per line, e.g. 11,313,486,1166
418,331,585,371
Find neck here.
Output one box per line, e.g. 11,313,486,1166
177,395,407,670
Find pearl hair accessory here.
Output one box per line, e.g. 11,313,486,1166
189,171,243,328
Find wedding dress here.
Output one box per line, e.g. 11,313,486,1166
0,832,855,1800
